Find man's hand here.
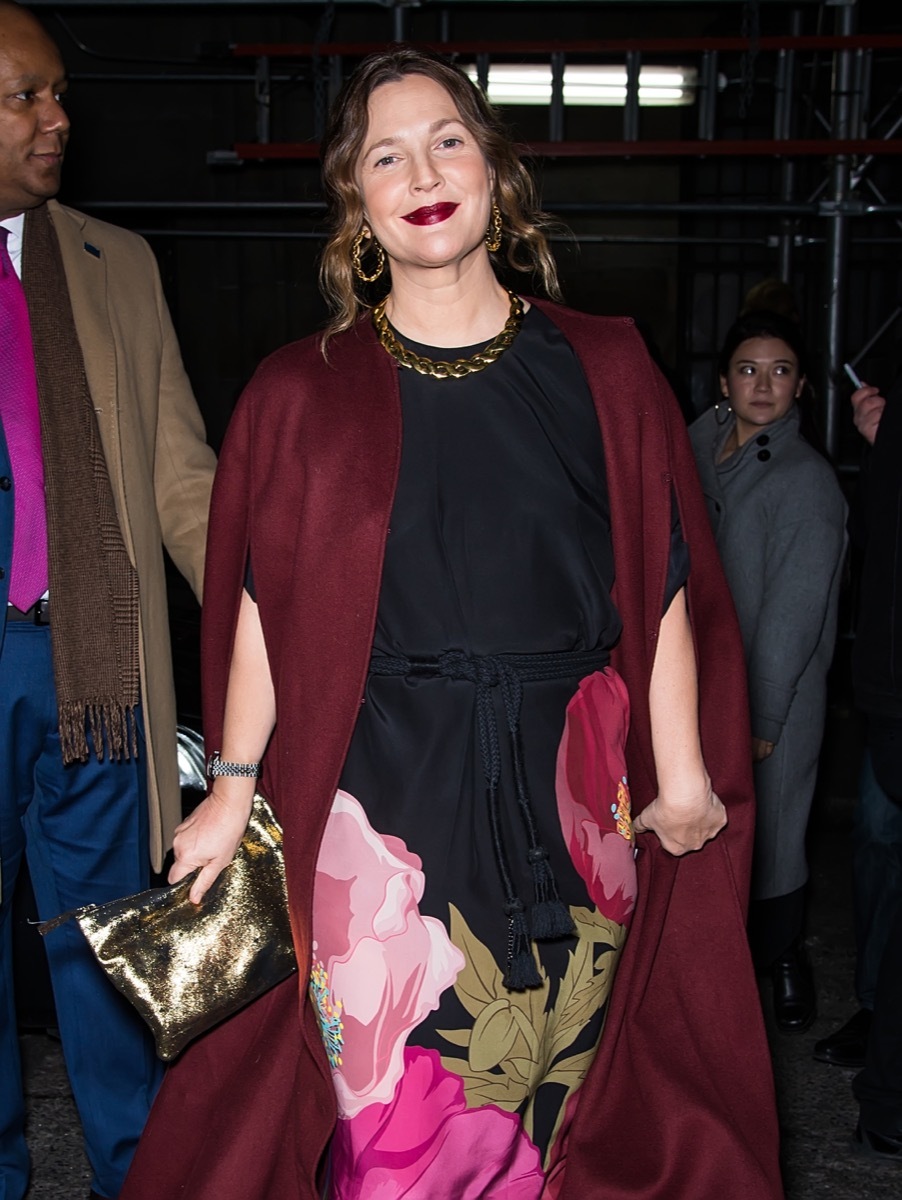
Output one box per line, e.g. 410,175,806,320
752,736,775,762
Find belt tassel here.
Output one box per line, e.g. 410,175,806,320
504,898,541,991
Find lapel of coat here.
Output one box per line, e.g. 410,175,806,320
277,322,401,759
46,203,120,473
231,323,402,980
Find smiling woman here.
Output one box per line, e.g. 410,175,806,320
120,47,783,1200
353,76,496,304
318,47,560,349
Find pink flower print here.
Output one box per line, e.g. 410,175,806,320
312,790,465,1118
555,669,638,927
331,1047,545,1199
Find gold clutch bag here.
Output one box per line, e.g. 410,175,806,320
39,791,297,1060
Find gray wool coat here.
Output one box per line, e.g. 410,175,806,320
689,405,847,900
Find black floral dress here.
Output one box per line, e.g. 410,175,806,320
309,307,644,1199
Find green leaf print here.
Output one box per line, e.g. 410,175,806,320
439,902,625,1166
470,998,520,1071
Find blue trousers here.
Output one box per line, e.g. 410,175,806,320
0,622,163,1200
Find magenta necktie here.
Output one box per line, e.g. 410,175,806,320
0,227,48,610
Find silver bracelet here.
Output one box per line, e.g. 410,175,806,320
206,751,262,779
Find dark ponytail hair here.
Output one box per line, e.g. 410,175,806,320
718,309,809,377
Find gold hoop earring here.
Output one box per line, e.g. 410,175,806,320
352,227,385,283
485,202,502,253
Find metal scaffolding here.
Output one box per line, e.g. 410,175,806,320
47,0,901,455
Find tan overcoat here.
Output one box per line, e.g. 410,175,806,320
49,200,216,869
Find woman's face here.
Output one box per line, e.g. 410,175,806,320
355,73,493,278
720,336,804,445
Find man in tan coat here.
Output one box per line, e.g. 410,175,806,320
0,4,216,1197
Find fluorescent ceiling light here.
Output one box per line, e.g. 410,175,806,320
465,63,697,107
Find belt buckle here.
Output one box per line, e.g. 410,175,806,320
34,598,50,626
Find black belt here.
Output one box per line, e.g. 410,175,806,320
370,647,610,989
6,598,50,625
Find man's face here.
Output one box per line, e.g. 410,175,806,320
0,10,69,219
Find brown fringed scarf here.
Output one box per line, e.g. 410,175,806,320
22,204,140,764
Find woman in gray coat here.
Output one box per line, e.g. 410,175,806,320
690,311,847,1033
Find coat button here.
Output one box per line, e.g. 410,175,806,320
0,566,4,579
0,477,10,491
756,434,770,446
757,449,771,462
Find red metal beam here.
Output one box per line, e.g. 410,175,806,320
232,138,902,162
230,35,902,59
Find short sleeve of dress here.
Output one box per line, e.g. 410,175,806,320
244,555,256,601
665,487,690,612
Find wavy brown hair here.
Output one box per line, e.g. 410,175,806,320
318,46,562,350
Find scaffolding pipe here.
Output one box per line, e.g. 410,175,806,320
850,108,902,190
775,9,801,281
476,52,490,96
225,136,902,160
71,72,302,83
623,51,641,141
822,2,857,459
72,198,902,217
549,52,565,142
328,53,343,110
255,55,271,144
697,50,718,140
848,304,902,366
849,48,869,139
130,228,787,246
392,5,408,44
133,228,902,246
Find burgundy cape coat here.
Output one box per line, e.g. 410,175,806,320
123,302,783,1200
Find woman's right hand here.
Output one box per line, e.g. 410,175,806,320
169,787,254,905
632,775,727,856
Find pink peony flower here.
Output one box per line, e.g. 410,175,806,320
312,790,465,1118
331,1047,545,1199
555,669,638,926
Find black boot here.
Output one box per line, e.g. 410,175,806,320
771,938,816,1033
813,1008,872,1068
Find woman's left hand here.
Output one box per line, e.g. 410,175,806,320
632,777,727,856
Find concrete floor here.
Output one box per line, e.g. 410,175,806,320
768,821,901,1199
15,706,902,1199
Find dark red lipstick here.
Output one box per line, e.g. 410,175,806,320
401,202,459,226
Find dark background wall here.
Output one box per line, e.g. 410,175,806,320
31,0,900,459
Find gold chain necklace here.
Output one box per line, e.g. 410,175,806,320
372,289,525,380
